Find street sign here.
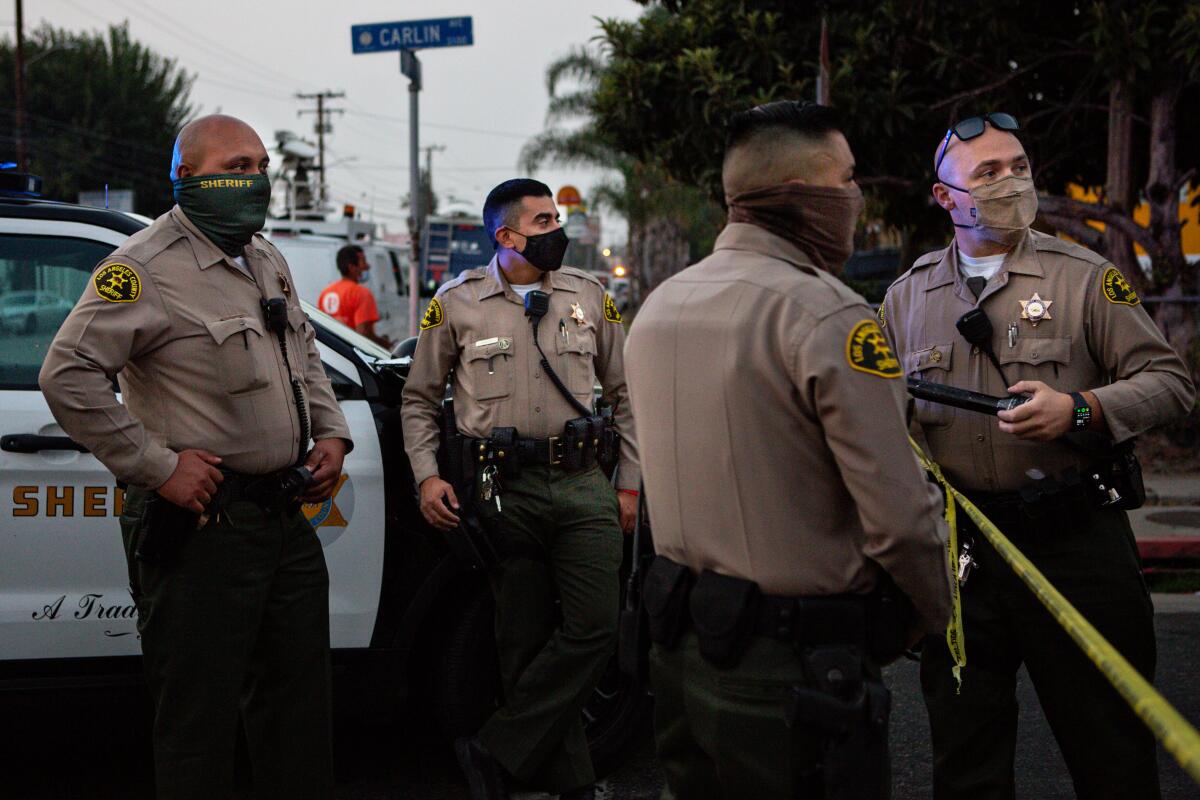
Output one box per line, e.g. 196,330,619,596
556,185,582,206
351,17,474,54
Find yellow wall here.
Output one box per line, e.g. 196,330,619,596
1065,184,1200,256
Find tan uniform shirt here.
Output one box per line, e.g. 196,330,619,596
882,230,1195,493
401,257,639,491
624,224,951,631
39,207,353,489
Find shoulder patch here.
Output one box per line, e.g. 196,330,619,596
846,319,901,378
1101,267,1140,306
603,293,622,324
420,298,445,330
93,263,142,303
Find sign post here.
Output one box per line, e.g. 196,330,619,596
351,16,474,337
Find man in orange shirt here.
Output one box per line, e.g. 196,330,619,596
318,245,393,348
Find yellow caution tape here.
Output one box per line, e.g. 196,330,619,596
909,438,1200,786
910,437,967,690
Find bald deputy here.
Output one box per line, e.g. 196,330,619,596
624,101,951,799
881,113,1194,800
40,115,352,799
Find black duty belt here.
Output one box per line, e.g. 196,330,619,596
753,593,869,648
216,467,304,509
465,435,594,469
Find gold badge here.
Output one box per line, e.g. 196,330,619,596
603,293,622,324
420,298,444,331
277,270,291,296
1102,267,1140,306
570,302,587,325
93,263,141,303
846,319,901,378
876,302,886,329
1019,292,1052,326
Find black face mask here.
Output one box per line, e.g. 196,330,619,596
512,227,569,272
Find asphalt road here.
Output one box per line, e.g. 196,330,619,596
5,601,1198,799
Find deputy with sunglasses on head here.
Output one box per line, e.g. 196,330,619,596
880,114,1193,800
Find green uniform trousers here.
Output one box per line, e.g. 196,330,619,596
120,486,333,800
650,631,888,800
476,463,623,793
920,500,1159,800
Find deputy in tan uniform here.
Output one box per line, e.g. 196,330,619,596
402,178,637,800
881,113,1194,800
625,101,951,800
39,115,352,800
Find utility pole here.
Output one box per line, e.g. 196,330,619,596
296,90,345,208
401,50,422,337
14,0,25,170
422,143,445,217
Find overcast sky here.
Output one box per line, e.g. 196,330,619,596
24,0,643,244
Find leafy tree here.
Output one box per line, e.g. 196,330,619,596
592,0,1199,384
519,46,723,295
0,23,195,215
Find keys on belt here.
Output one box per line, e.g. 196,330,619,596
957,540,978,585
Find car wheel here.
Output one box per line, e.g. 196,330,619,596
22,313,36,335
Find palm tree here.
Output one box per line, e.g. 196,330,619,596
519,47,720,301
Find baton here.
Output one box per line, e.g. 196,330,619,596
906,378,1030,416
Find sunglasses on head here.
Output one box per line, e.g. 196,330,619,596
934,112,1020,183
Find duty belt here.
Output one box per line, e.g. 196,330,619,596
464,435,596,470
215,467,305,510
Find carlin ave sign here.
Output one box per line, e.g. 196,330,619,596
351,17,474,53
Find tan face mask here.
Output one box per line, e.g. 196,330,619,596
951,175,1038,246
726,182,864,273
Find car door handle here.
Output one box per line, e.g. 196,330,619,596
1,434,89,453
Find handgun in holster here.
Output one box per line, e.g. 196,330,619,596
134,492,198,567
787,647,892,800
436,396,500,571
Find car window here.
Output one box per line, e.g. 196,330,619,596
0,235,114,389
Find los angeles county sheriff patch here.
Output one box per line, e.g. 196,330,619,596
603,293,622,324
93,263,141,303
846,319,901,378
1102,267,1140,306
420,298,444,330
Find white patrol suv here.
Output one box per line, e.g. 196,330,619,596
0,176,648,776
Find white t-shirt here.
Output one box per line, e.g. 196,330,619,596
510,281,542,300
957,249,1007,281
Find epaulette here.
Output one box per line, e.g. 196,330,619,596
889,244,950,290
1030,230,1109,268
559,266,603,288
437,267,487,295
115,221,186,267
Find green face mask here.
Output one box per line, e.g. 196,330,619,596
172,173,271,256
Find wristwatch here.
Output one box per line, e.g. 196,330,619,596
1069,391,1092,430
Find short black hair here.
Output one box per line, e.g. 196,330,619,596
725,101,842,151
483,178,553,247
336,245,363,276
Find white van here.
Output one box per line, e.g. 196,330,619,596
266,230,412,343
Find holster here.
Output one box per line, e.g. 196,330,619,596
689,569,761,669
597,404,620,476
133,492,197,567
642,556,693,649
787,646,891,800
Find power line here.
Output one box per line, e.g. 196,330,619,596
296,90,346,206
